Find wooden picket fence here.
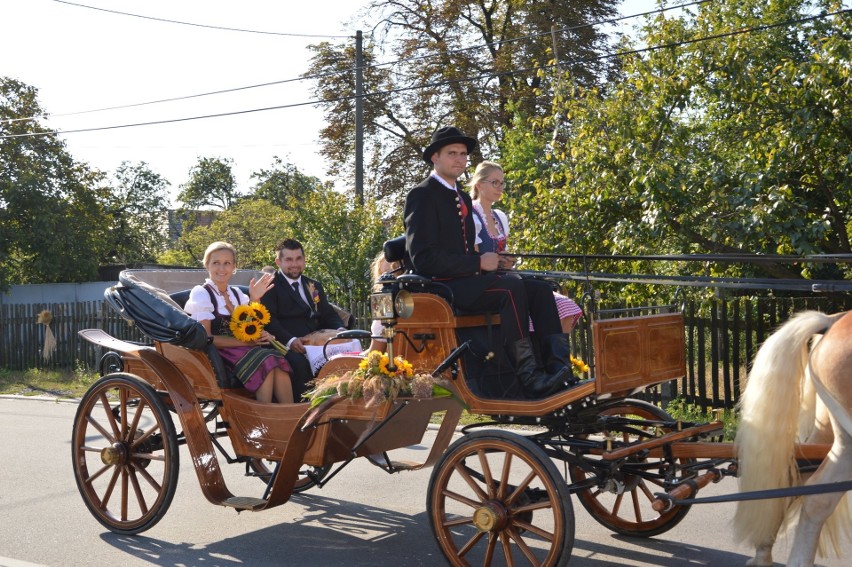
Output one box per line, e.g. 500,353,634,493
0,299,374,373
3,292,852,411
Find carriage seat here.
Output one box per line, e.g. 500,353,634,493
382,235,501,327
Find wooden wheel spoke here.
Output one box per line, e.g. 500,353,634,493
99,466,121,511
97,392,121,440
507,527,540,566
88,413,116,443
125,399,150,444
454,462,489,501
133,452,165,463
130,421,162,451
638,479,659,503
443,488,483,509
610,492,624,515
506,470,537,507
513,500,553,515
498,451,514,500
120,389,129,441
457,529,485,557
133,462,163,493
483,532,498,565
477,449,496,499
500,532,515,567
442,515,475,528
83,463,112,485
630,485,643,522
128,467,149,515
513,519,554,541
121,465,129,521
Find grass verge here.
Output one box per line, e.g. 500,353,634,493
0,365,99,399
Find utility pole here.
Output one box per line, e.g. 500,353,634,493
355,30,364,205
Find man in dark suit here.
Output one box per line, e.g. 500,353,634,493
403,126,575,398
261,238,345,396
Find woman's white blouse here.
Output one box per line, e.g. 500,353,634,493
471,202,510,246
183,278,249,322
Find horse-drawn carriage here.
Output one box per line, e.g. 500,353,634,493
73,256,846,566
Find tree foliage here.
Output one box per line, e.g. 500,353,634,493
160,190,390,306
281,190,390,305
105,161,171,264
158,198,287,269
305,0,619,207
176,156,239,211
501,0,851,282
250,156,324,209
0,77,110,288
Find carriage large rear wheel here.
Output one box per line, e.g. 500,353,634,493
428,430,574,567
568,399,692,537
71,374,179,535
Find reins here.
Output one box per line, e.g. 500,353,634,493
657,480,852,509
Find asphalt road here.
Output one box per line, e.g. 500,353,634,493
1,396,850,567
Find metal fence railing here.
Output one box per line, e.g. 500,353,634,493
5,254,852,412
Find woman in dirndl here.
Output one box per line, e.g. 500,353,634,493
469,161,583,334
184,241,295,403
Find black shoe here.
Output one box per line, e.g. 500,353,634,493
509,337,572,398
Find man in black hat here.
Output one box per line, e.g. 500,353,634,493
403,126,575,398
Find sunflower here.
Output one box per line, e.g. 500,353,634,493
570,355,590,374
231,304,253,324
305,350,454,408
250,302,271,325
234,322,262,342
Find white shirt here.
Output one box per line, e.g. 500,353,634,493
282,273,312,306
184,278,249,321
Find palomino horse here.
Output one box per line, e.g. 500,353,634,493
734,310,852,566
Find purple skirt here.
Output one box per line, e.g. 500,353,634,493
218,346,291,393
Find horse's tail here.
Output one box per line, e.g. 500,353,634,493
732,310,836,549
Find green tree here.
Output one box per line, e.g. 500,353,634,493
105,161,171,264
0,77,110,288
305,0,619,206
158,198,287,269
177,156,239,211
283,191,390,305
501,0,851,282
250,156,324,209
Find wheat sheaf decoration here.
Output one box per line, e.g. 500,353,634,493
36,309,57,360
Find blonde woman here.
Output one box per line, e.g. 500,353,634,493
184,241,295,403
469,161,582,333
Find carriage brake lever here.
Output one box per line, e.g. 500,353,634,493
432,340,472,377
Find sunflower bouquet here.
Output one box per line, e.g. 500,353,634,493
305,350,454,408
229,302,288,355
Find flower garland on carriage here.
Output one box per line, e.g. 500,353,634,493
305,350,455,408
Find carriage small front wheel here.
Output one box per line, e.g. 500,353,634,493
71,373,179,534
427,430,575,567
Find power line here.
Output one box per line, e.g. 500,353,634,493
1,7,847,141
48,0,352,38
1,0,713,126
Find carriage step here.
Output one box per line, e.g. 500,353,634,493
223,496,267,510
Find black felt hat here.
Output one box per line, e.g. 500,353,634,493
422,126,478,164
